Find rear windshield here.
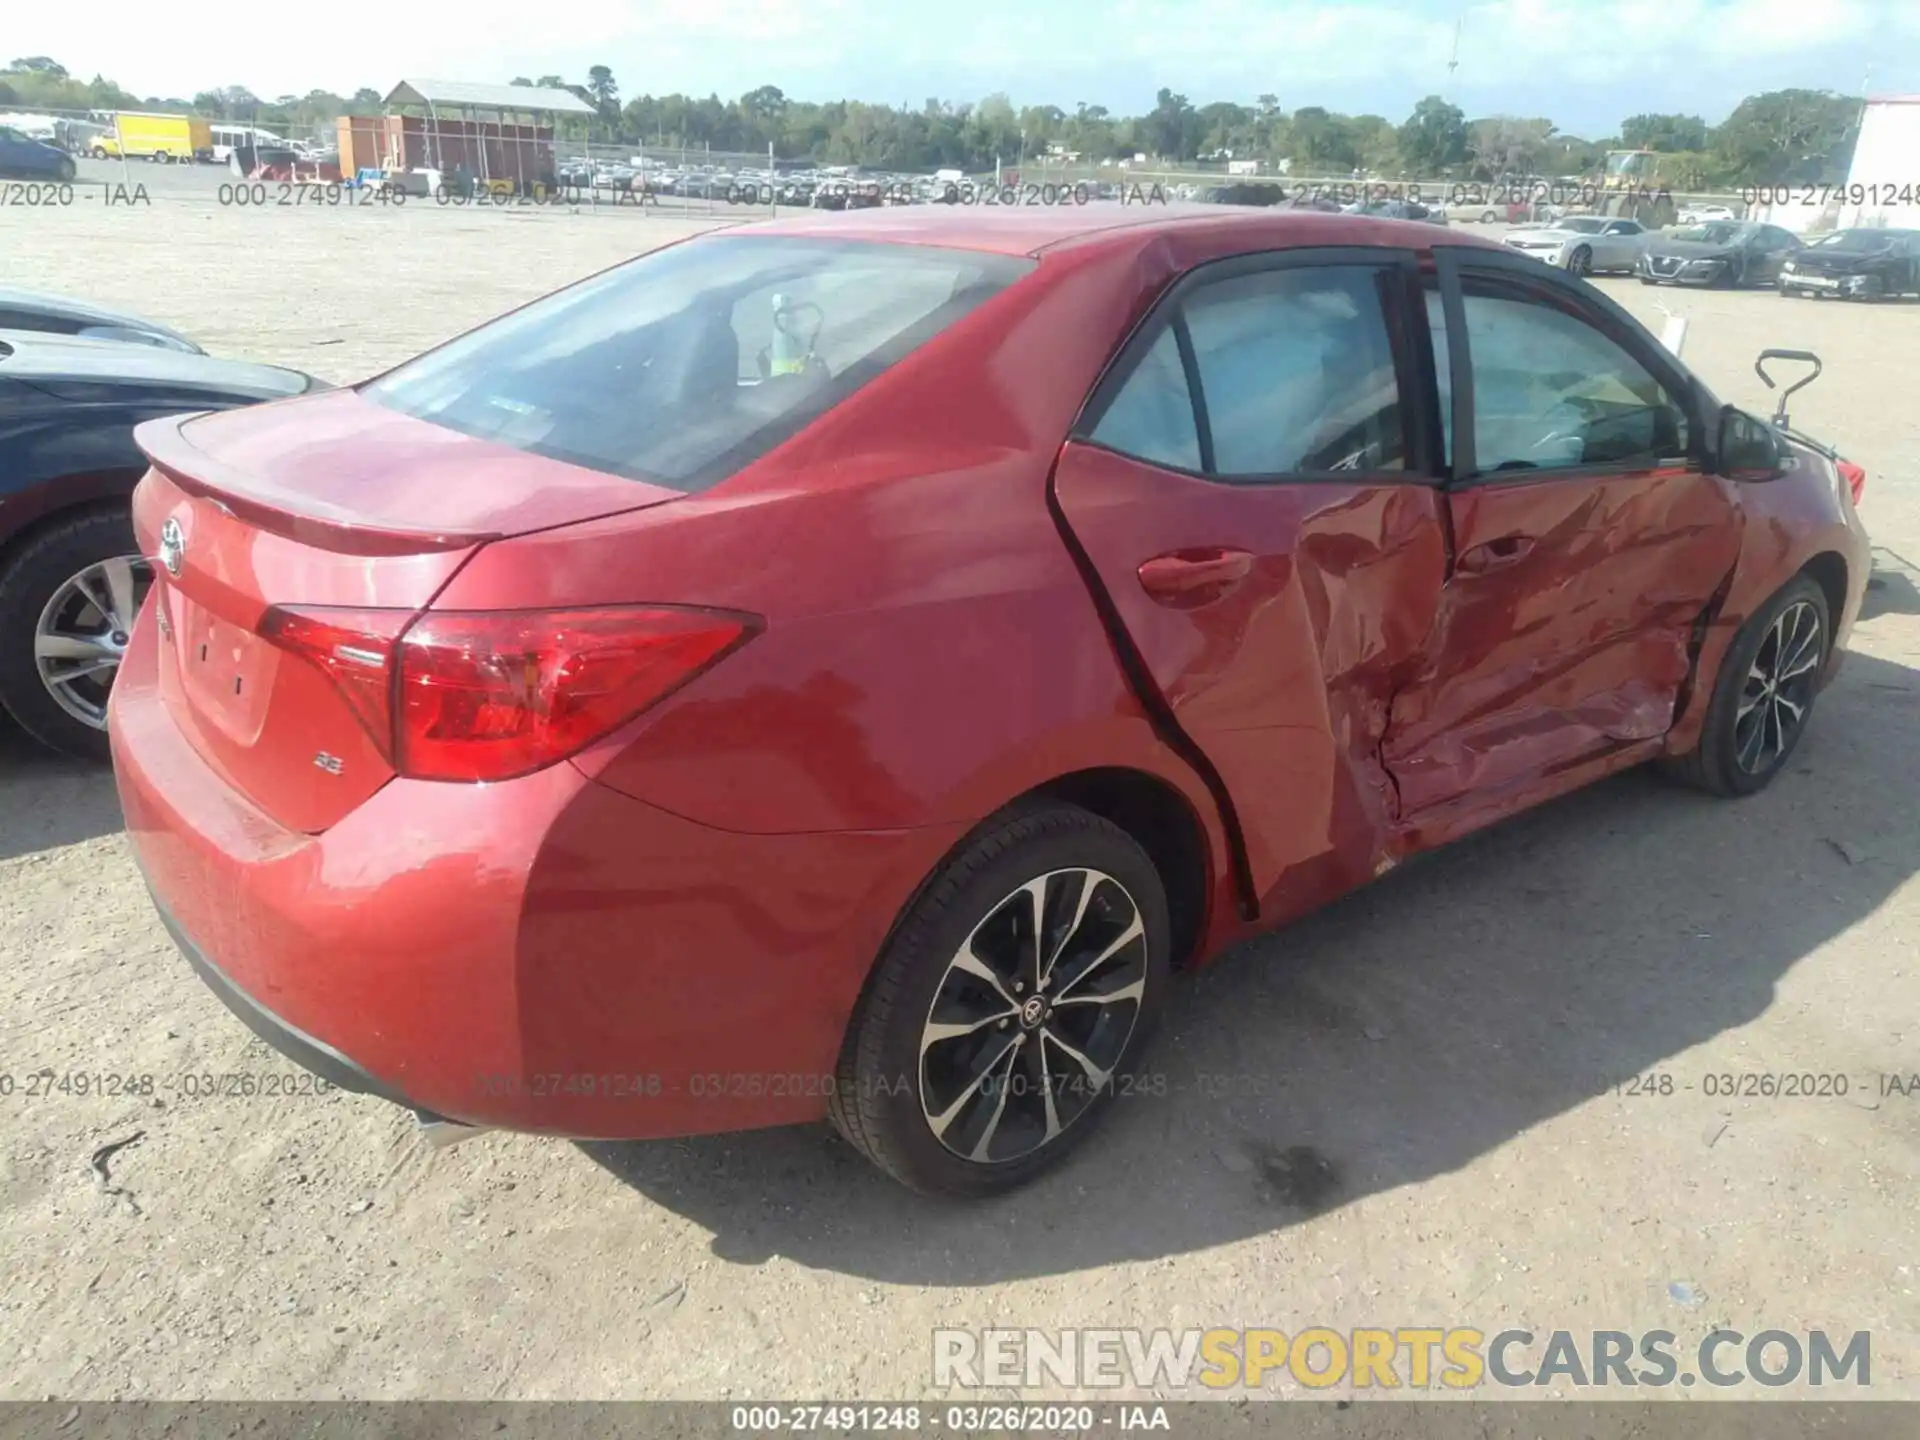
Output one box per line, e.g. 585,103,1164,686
362,236,1033,491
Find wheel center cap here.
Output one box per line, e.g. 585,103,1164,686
1019,996,1049,1030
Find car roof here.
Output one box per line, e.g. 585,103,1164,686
0,286,201,348
720,203,1505,259
0,329,310,397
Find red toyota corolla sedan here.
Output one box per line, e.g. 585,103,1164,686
111,206,1870,1197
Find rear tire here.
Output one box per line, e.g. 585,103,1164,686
0,511,147,762
830,802,1170,1197
1660,575,1829,798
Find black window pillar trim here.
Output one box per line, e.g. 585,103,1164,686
1430,248,1478,480
1170,313,1215,475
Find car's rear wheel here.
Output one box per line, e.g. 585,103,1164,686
0,511,151,761
1661,575,1829,798
830,802,1169,1197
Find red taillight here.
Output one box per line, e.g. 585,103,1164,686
257,606,408,757
396,607,754,781
259,604,756,782
1837,458,1866,507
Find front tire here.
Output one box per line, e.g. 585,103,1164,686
1662,575,1829,798
0,511,150,761
830,802,1170,1197
1567,245,1592,277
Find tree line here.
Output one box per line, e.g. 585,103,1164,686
2,55,1866,187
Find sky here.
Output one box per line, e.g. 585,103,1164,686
12,0,1920,136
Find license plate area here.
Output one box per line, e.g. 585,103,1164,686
173,587,282,743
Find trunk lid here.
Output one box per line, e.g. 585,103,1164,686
132,391,685,832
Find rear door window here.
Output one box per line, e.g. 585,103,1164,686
1085,261,1411,479
364,237,1033,491
1184,265,1407,477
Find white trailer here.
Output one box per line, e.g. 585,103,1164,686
1841,96,1920,228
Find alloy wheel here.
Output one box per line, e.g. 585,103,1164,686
34,554,151,729
1567,246,1591,277
1733,599,1822,775
918,867,1148,1165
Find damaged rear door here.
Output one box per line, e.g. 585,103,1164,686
1051,248,1450,924
1380,247,1744,820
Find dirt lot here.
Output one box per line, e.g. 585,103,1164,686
2,182,1918,1402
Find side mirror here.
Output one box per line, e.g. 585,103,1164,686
1717,405,1786,481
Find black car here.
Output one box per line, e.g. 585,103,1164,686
811,180,884,210
0,287,205,354
1778,228,1920,300
1196,182,1287,207
1638,221,1801,288
0,331,321,758
1354,199,1449,226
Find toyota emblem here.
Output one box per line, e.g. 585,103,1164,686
159,518,185,578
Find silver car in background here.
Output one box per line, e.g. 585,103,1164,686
1501,215,1651,277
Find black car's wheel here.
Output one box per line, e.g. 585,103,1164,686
830,802,1170,1197
0,511,151,761
1566,245,1592,278
1662,575,1830,798
56,156,77,183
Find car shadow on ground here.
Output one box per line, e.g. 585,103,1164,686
1863,546,1920,621
0,722,123,861
583,647,1920,1282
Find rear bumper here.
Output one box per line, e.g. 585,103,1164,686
146,884,426,1111
110,599,965,1140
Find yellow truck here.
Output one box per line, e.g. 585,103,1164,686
89,113,214,164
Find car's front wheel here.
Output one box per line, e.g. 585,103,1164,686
1566,245,1592,277
831,802,1170,1197
0,511,151,760
1662,575,1830,797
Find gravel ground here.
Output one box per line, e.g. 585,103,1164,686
2,175,1918,1402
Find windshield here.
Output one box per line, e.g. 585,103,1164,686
364,236,1033,491
1559,218,1607,234
1667,222,1748,245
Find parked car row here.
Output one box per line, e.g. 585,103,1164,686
1501,215,1920,299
